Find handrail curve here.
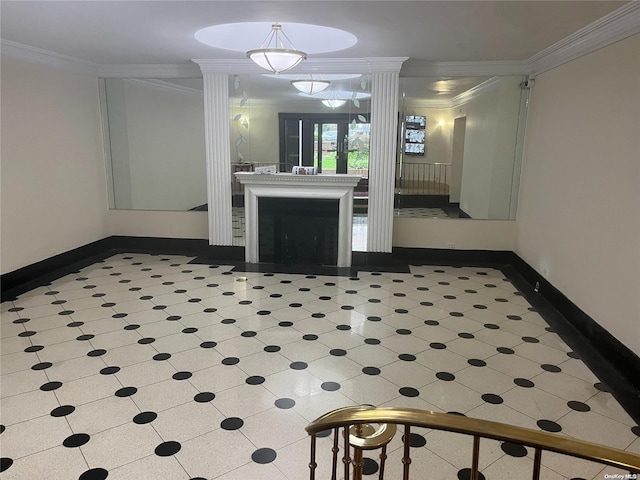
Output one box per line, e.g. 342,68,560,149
306,406,640,472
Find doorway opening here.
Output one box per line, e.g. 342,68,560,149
279,113,369,177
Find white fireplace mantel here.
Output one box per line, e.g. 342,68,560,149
234,173,362,267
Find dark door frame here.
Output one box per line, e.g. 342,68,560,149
278,112,370,173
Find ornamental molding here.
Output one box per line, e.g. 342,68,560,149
1,39,98,75
528,2,640,76
234,172,362,187
2,3,637,79
401,61,530,78
125,79,203,97
97,64,202,78
193,57,408,75
406,77,502,109
237,172,359,266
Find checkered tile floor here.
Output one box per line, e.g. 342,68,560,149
394,207,449,218
1,254,638,479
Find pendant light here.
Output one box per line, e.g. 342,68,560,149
246,23,307,74
291,77,331,95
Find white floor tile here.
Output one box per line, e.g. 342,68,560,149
1,257,637,480
0,445,88,480
108,454,190,480
81,422,164,471
151,400,223,443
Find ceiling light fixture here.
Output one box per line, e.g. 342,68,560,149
291,77,331,95
322,99,346,109
321,88,346,109
246,23,307,74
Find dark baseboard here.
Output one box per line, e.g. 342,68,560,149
352,251,394,267
1,238,116,300
394,194,450,208
505,255,640,423
109,236,212,256
459,208,471,219
1,236,240,300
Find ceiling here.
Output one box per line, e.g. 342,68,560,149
1,1,630,104
0,1,627,67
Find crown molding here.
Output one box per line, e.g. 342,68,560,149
401,60,530,78
528,2,640,76
125,79,203,97
1,39,98,75
97,64,202,78
403,97,453,110
404,77,502,109
193,57,409,75
450,76,502,108
3,3,637,80
192,59,265,75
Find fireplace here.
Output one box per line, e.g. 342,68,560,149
259,197,339,265
234,173,362,267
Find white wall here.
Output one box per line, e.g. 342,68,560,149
449,116,467,202
1,56,108,274
393,218,515,251
107,210,208,239
104,78,133,209
516,34,640,355
488,80,522,219
231,100,280,166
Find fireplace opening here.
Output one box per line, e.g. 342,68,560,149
258,197,339,265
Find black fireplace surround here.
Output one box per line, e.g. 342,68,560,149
258,197,339,265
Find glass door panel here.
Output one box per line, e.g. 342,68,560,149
280,114,369,177
316,122,339,174
347,122,369,177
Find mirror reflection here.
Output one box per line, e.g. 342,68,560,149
102,73,527,223
397,76,528,220
228,73,371,172
228,73,371,248
102,78,207,211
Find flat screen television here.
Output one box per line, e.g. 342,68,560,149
405,129,425,143
404,115,426,155
405,115,426,129
405,142,425,155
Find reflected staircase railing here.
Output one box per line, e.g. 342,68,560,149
396,162,450,195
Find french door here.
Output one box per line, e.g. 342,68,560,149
279,113,369,176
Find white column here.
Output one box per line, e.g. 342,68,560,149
202,73,233,246
368,71,400,252
194,58,406,249
338,189,354,267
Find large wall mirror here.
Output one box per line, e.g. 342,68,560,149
101,74,370,215
397,76,529,220
227,73,371,247
228,73,371,170
101,73,527,225
101,78,207,211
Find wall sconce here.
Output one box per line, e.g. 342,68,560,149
234,114,249,129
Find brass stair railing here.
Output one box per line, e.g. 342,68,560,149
306,406,640,480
